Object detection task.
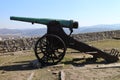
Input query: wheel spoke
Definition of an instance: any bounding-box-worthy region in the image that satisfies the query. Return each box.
[34,34,66,65]
[53,53,58,59]
[50,54,55,63]
[42,56,47,62]
[37,51,42,54]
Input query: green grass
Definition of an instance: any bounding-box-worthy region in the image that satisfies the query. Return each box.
[87,39,120,51]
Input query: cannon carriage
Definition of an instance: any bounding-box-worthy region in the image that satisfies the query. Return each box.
[10,16,120,66]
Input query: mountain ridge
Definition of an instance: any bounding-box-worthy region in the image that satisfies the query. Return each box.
[0,24,120,37]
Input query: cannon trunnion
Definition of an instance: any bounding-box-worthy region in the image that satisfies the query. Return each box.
[10,16,120,66]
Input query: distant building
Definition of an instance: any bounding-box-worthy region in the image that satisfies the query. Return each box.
[0,37,2,41]
[8,37,14,40]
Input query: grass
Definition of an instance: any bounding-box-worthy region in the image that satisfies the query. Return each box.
[87,39,120,51]
[0,51,36,64]
[0,39,120,80]
[61,39,120,64]
[0,39,119,65]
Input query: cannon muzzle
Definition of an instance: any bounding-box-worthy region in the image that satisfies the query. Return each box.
[10,16,78,29]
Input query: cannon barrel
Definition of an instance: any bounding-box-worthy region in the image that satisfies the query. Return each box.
[10,16,78,28]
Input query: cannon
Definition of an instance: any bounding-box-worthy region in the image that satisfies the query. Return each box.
[10,16,120,65]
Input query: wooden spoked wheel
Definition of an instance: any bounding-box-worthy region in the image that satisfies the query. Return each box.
[34,34,66,65]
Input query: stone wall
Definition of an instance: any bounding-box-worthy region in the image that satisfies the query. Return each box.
[0,37,39,53]
[72,30,120,42]
[0,30,120,53]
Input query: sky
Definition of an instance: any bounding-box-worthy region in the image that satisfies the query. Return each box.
[0,0,120,29]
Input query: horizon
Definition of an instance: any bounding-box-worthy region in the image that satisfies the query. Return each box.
[0,23,120,30]
[1,0,120,29]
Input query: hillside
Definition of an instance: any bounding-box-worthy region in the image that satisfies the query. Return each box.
[0,24,120,37]
[73,24,120,34]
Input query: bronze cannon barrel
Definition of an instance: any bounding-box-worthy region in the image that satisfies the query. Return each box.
[10,16,78,28]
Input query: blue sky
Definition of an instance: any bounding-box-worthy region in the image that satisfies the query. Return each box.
[1,0,120,29]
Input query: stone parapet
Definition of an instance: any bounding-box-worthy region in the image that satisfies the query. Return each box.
[0,30,120,53]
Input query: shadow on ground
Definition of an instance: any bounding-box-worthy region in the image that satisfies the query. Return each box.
[61,58,107,67]
[0,58,118,71]
[0,60,38,71]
